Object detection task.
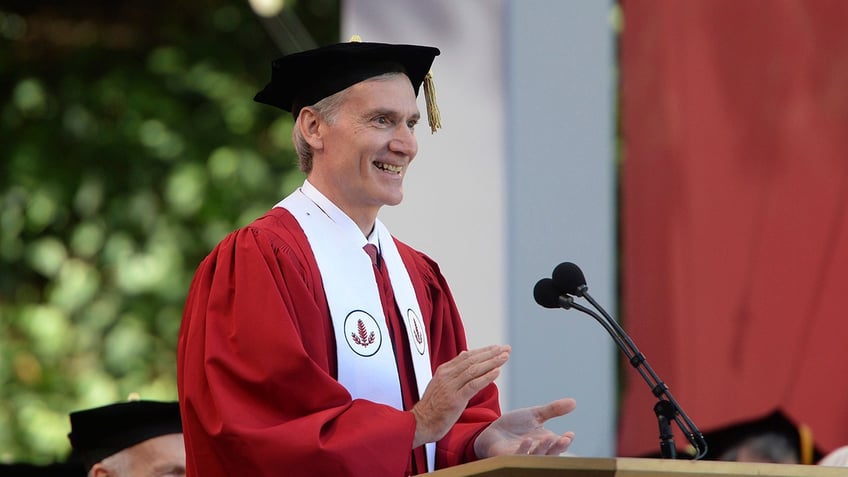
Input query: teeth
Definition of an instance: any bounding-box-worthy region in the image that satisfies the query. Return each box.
[375,161,402,174]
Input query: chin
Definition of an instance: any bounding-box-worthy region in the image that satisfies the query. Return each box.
[382,192,404,207]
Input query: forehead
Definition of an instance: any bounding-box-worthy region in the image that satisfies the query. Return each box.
[131,433,185,462]
[343,74,419,113]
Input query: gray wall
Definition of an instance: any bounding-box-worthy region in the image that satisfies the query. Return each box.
[504,0,617,458]
[344,0,617,458]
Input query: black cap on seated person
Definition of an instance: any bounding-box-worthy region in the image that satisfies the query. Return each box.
[68,400,182,471]
[254,39,442,131]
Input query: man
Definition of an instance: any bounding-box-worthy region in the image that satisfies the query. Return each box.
[67,400,185,477]
[177,40,576,476]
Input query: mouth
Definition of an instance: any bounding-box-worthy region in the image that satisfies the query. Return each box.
[374,161,403,175]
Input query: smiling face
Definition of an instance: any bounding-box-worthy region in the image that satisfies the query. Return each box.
[304,73,420,233]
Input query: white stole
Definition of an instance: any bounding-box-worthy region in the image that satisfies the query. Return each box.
[277,183,435,471]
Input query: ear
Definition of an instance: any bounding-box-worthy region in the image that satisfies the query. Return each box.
[297,107,324,152]
[89,462,113,477]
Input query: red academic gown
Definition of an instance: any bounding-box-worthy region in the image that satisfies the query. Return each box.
[177,207,501,476]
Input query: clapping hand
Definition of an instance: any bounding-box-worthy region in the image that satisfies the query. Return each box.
[474,398,576,458]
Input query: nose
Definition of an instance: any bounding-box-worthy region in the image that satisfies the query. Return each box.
[388,125,417,158]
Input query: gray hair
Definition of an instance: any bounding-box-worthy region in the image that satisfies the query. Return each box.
[292,72,406,173]
[719,432,800,464]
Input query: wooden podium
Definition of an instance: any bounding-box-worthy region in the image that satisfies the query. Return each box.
[426,456,846,477]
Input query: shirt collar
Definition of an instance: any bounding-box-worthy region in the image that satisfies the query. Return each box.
[300,180,378,249]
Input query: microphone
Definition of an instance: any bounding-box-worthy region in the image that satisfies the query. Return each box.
[534,277,631,355]
[533,278,573,309]
[535,262,708,460]
[551,262,587,296]
[552,262,642,369]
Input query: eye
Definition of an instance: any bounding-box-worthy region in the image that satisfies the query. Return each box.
[373,115,391,126]
[407,119,418,130]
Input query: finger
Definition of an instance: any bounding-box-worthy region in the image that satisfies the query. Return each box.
[437,346,509,386]
[460,350,508,384]
[528,436,557,455]
[453,366,501,402]
[534,398,577,423]
[463,345,511,362]
[450,345,510,371]
[469,344,511,355]
[514,438,533,455]
[544,432,575,455]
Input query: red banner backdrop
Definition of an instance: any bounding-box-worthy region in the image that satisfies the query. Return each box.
[619,0,848,458]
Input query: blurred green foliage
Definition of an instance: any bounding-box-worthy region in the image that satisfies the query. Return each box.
[0,0,338,464]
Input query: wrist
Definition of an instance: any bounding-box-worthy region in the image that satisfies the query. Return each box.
[411,406,430,449]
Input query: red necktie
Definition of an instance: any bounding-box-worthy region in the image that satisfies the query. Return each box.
[363,243,379,267]
[364,241,426,473]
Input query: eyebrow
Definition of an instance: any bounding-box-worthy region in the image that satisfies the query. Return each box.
[365,107,420,121]
[153,465,186,476]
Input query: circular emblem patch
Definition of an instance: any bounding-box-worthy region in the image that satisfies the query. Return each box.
[406,309,426,355]
[344,310,382,357]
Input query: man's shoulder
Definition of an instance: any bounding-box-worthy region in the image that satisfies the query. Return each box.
[392,236,425,260]
[392,238,443,278]
[202,207,308,259]
[246,205,296,225]
[247,207,300,230]
[243,206,311,253]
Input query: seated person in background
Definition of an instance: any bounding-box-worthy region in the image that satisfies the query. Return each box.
[67,399,185,477]
[718,431,800,464]
[706,411,817,465]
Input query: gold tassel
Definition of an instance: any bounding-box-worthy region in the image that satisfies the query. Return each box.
[349,34,362,42]
[799,423,814,465]
[423,69,441,133]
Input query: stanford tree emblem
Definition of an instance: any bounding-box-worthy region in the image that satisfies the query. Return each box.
[344,310,381,357]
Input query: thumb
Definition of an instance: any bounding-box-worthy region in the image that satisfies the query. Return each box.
[535,398,577,423]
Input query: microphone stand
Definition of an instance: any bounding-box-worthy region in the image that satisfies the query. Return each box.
[654,400,677,459]
[559,296,634,373]
[570,285,708,460]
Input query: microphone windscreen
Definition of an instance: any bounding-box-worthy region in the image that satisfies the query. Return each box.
[552,262,587,295]
[533,278,563,309]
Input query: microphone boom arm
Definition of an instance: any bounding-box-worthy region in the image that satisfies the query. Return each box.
[574,285,708,460]
[561,296,635,369]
